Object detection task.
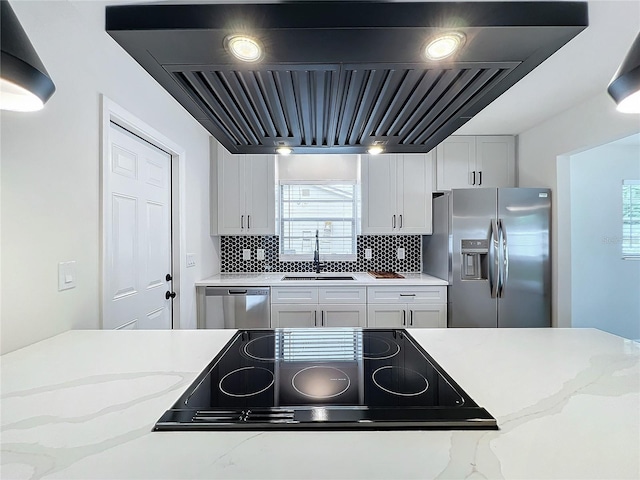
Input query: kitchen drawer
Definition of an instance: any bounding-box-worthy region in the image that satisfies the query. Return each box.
[318,287,366,304]
[367,286,446,304]
[271,287,318,304]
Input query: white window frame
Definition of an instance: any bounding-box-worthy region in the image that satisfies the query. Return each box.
[622,179,640,260]
[277,180,359,262]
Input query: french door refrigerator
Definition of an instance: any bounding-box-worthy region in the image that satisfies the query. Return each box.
[422,188,551,328]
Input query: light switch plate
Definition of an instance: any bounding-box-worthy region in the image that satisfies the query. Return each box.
[365,248,372,259]
[58,261,76,291]
[243,249,251,260]
[256,248,265,260]
[186,253,196,267]
[397,248,405,260]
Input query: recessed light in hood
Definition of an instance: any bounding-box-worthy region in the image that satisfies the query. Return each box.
[106,2,588,155]
[225,34,264,63]
[424,32,466,61]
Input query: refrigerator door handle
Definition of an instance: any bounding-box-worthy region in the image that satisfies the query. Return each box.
[489,219,500,298]
[498,219,509,297]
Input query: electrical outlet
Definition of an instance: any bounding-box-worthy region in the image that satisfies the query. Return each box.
[397,247,405,260]
[365,248,372,260]
[256,248,265,260]
[243,249,251,260]
[186,253,196,267]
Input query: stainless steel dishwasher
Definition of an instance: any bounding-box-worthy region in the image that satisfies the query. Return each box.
[197,287,270,329]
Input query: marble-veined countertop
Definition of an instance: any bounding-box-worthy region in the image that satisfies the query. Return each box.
[1,328,638,479]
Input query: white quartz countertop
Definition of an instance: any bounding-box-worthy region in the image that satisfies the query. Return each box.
[196,272,448,287]
[1,328,639,479]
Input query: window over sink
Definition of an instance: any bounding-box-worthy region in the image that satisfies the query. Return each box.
[277,181,359,261]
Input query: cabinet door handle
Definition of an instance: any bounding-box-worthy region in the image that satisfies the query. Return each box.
[321,310,324,327]
[241,215,244,229]
[402,310,406,326]
[399,214,403,229]
[392,215,396,229]
[478,171,482,186]
[314,311,317,327]
[247,215,250,229]
[410,310,413,326]
[472,171,476,185]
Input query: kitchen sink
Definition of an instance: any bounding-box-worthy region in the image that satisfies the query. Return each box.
[281,275,356,281]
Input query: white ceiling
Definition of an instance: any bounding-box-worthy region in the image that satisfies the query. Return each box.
[457,0,640,135]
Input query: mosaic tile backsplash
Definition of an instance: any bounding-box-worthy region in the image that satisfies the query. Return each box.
[220,235,421,273]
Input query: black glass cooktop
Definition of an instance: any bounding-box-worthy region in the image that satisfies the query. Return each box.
[154,329,497,430]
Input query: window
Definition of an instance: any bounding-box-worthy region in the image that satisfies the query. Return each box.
[278,182,358,261]
[622,180,640,259]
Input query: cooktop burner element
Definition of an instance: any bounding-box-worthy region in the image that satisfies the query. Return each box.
[243,335,276,361]
[219,367,274,398]
[362,336,400,360]
[292,366,351,399]
[372,366,429,397]
[155,329,497,431]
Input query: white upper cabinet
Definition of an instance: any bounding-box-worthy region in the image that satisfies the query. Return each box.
[361,152,433,235]
[217,144,275,235]
[436,136,515,191]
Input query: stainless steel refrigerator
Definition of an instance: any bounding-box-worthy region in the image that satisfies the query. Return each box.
[422,188,551,328]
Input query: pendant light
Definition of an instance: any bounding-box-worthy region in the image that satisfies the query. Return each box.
[607,32,640,114]
[0,0,56,112]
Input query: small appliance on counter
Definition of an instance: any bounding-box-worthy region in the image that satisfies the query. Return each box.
[423,188,551,328]
[154,328,497,430]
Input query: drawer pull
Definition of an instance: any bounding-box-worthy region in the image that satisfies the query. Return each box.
[399,294,416,297]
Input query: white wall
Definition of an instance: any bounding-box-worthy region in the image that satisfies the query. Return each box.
[518,92,640,328]
[569,143,640,339]
[0,1,219,354]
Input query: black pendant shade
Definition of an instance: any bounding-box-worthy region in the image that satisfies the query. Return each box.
[608,32,640,113]
[0,0,55,112]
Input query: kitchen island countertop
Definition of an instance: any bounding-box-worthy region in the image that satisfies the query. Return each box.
[196,272,448,287]
[1,328,638,479]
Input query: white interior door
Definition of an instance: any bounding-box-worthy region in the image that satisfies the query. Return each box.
[104,122,172,330]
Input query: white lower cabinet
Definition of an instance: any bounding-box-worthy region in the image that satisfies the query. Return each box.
[271,286,366,328]
[366,286,447,328]
[367,304,446,328]
[270,304,317,328]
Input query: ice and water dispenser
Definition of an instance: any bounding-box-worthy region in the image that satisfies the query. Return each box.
[460,239,488,280]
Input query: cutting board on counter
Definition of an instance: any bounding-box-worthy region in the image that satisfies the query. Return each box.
[368,271,405,279]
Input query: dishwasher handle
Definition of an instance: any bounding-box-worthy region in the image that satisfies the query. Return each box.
[205,287,270,296]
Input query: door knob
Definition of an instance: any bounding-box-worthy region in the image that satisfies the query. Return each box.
[165,291,176,300]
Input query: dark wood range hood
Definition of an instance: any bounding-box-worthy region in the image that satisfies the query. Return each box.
[106,2,588,155]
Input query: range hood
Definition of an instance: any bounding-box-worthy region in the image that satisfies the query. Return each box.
[106,2,587,155]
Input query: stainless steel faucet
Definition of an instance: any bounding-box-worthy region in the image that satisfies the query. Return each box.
[313,229,325,274]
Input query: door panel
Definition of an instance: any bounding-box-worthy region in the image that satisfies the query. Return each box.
[322,305,366,327]
[271,305,317,328]
[497,188,551,327]
[146,201,167,289]
[476,136,515,188]
[450,188,497,327]
[398,154,432,234]
[366,305,405,328]
[436,136,475,190]
[111,194,138,299]
[105,123,172,330]
[217,151,244,233]
[362,154,396,233]
[409,305,447,328]
[245,154,275,234]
